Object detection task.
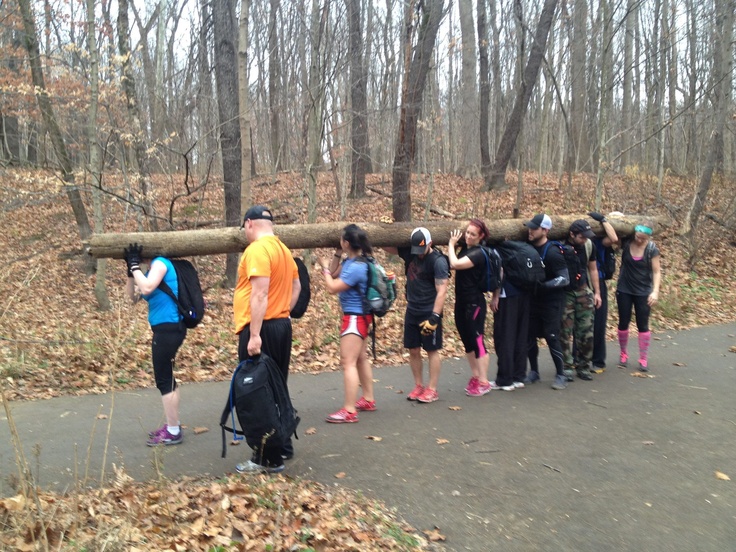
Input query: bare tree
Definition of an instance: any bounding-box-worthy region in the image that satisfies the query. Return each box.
[239,0,253,209]
[391,0,446,222]
[483,0,559,191]
[347,0,372,198]
[477,0,491,186]
[213,0,242,286]
[18,0,94,274]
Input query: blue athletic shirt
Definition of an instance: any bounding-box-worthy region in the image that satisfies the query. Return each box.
[338,257,369,315]
[142,257,182,326]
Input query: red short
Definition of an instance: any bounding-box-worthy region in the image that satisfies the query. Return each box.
[340,314,373,339]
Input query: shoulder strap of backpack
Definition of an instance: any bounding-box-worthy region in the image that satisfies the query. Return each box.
[541,241,552,261]
[156,266,186,317]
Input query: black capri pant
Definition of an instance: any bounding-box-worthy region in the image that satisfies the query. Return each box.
[151,322,186,395]
[454,301,488,357]
[616,291,651,333]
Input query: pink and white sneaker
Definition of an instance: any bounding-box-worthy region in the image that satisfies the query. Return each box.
[465,377,479,396]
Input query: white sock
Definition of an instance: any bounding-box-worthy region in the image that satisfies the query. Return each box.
[167,425,180,436]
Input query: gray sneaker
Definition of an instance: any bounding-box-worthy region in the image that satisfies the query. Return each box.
[563,368,575,382]
[235,460,285,474]
[577,368,593,381]
[551,374,568,390]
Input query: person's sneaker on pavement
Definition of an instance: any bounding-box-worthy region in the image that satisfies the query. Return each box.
[591,365,605,374]
[326,408,359,423]
[355,397,376,411]
[512,381,525,389]
[563,368,575,382]
[577,368,593,381]
[468,381,492,396]
[551,374,568,390]
[465,377,479,395]
[148,424,166,437]
[407,384,425,401]
[146,426,183,446]
[235,459,285,474]
[619,352,628,367]
[638,359,649,372]
[489,381,514,391]
[524,371,541,384]
[416,388,439,403]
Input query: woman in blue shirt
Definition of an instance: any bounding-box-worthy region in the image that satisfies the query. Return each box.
[319,224,376,423]
[124,244,186,446]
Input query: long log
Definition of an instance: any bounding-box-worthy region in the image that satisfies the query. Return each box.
[87,214,666,259]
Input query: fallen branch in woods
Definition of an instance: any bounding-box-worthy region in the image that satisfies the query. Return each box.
[87,214,667,259]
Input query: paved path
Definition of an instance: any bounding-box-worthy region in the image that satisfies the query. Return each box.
[2,324,736,551]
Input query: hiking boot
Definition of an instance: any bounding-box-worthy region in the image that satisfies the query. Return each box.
[407,384,425,401]
[619,352,628,367]
[563,368,575,382]
[146,427,183,446]
[638,360,649,372]
[577,368,593,381]
[524,371,541,384]
[551,374,568,390]
[591,364,606,374]
[326,408,359,423]
[355,397,377,411]
[416,388,439,403]
[235,460,285,474]
[513,381,525,389]
[489,381,514,392]
[468,381,492,396]
[465,377,479,395]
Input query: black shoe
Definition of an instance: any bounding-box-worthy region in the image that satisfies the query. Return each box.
[281,453,294,460]
[577,368,593,381]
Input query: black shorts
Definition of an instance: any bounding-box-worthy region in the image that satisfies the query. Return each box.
[403,310,443,351]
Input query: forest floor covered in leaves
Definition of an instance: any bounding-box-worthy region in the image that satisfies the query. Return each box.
[1,167,735,550]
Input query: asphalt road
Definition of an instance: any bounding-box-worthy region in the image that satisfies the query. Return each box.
[2,324,735,551]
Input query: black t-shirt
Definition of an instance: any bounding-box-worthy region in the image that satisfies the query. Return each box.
[618,239,660,296]
[534,240,567,297]
[454,245,486,304]
[398,247,450,314]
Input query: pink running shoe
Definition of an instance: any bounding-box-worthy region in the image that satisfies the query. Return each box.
[326,408,358,423]
[465,377,479,396]
[619,352,628,367]
[416,388,439,403]
[355,397,376,411]
[407,384,425,401]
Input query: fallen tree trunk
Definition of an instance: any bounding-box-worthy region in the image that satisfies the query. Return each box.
[87,214,666,259]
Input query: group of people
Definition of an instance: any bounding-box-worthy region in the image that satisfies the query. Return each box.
[124,205,661,475]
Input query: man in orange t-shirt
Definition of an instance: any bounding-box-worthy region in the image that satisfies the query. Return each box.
[233,205,300,473]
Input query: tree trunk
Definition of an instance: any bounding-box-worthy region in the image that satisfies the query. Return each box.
[391,0,445,222]
[88,215,664,259]
[569,0,589,172]
[18,0,94,274]
[457,0,478,174]
[477,0,491,186]
[347,0,371,199]
[620,0,635,170]
[117,0,159,231]
[86,0,110,310]
[268,0,283,172]
[238,0,252,208]
[484,0,559,190]
[594,0,611,210]
[213,0,243,286]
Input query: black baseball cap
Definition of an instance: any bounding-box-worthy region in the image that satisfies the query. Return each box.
[570,219,595,239]
[524,214,552,230]
[243,205,274,223]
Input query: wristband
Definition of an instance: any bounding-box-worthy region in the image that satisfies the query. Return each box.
[432,312,441,317]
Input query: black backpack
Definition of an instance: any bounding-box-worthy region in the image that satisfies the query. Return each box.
[478,245,502,293]
[495,241,545,290]
[601,246,616,280]
[290,257,311,319]
[542,241,589,291]
[158,259,205,328]
[219,354,300,458]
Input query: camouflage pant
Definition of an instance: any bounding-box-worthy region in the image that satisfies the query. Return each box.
[560,288,595,371]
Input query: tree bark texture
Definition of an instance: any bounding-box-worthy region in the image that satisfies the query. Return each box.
[347,0,371,198]
[485,0,558,190]
[391,0,445,222]
[88,214,663,259]
[477,0,491,185]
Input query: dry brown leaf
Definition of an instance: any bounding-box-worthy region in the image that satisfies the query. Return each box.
[728,345,736,353]
[631,372,655,378]
[365,435,383,441]
[642,441,655,445]
[230,440,241,446]
[96,414,108,419]
[423,527,447,542]
[334,472,346,479]
[694,410,701,415]
[673,362,686,366]
[305,427,317,435]
[448,406,462,411]
[436,438,450,445]
[193,427,208,434]
[715,471,731,481]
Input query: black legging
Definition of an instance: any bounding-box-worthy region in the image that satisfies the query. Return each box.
[616,291,650,332]
[151,322,186,395]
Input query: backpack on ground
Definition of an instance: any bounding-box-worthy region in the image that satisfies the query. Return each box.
[478,245,503,293]
[495,241,546,291]
[290,257,311,319]
[219,353,300,458]
[157,259,205,328]
[355,256,396,318]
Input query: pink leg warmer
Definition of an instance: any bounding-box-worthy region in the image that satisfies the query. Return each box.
[638,331,651,367]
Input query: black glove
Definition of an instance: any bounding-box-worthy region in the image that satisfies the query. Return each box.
[588,212,606,223]
[419,313,441,336]
[124,243,143,276]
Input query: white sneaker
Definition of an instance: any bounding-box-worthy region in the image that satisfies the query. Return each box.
[513,381,525,389]
[489,381,514,391]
